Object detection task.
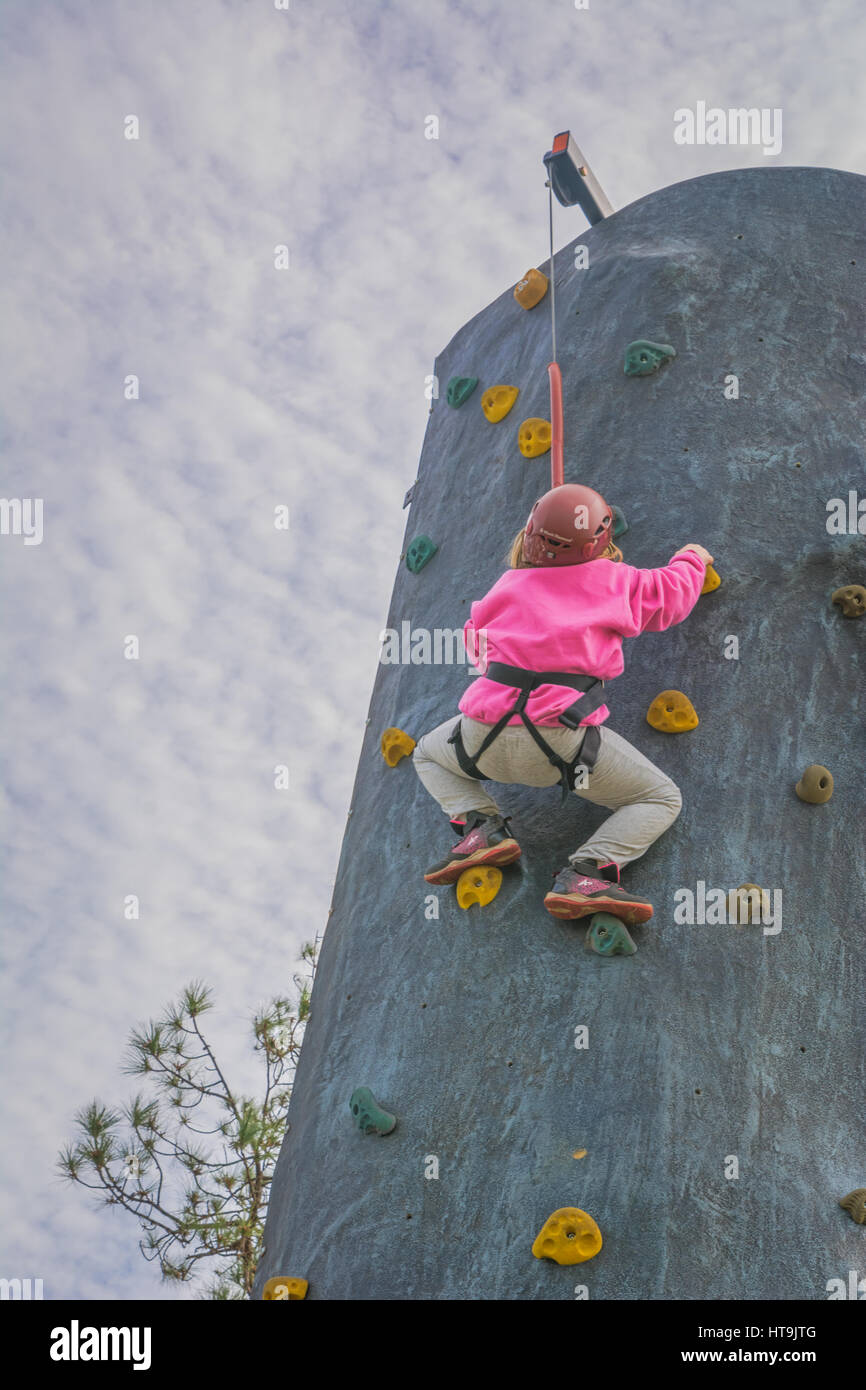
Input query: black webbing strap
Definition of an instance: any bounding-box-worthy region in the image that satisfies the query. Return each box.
[448,663,607,802]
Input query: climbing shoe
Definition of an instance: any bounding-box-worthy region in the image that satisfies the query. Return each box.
[543,859,654,926]
[423,811,521,886]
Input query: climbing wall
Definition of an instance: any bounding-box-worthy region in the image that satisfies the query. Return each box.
[257,167,866,1300]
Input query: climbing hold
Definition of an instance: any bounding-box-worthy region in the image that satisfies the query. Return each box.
[839,1189,866,1225]
[795,764,833,803]
[831,584,866,618]
[646,690,699,733]
[380,727,416,767]
[513,268,548,310]
[518,419,552,458]
[532,1207,602,1265]
[611,504,629,539]
[624,339,677,376]
[446,376,478,408]
[406,535,438,573]
[585,912,637,956]
[349,1086,397,1136]
[572,1149,587,1160]
[728,884,769,925]
[456,865,503,909]
[262,1276,308,1300]
[481,384,519,423]
[701,564,721,594]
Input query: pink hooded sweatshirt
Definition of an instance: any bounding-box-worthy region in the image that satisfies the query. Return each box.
[459,551,707,727]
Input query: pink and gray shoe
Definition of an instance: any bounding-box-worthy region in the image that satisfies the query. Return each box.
[544,859,654,926]
[424,811,521,886]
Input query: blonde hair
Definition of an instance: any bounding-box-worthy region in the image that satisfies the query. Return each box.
[508,528,622,568]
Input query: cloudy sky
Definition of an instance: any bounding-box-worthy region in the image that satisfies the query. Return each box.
[1,0,862,1300]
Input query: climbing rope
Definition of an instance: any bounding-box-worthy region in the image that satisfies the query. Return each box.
[546,174,564,488]
[548,175,557,365]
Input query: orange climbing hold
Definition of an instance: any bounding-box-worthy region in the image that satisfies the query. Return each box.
[482,385,519,423]
[532,1207,602,1265]
[518,419,552,458]
[456,865,503,909]
[701,565,721,594]
[380,727,416,766]
[513,268,548,309]
[262,1276,308,1300]
[646,690,699,733]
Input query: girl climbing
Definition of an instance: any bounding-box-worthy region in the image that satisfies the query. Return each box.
[412,483,713,925]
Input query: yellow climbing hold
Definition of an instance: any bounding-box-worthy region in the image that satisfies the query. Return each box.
[482,384,519,423]
[513,268,548,309]
[572,1149,587,1160]
[518,418,552,458]
[380,727,416,767]
[646,690,699,733]
[262,1276,308,1300]
[532,1207,602,1265]
[456,865,502,909]
[701,564,721,594]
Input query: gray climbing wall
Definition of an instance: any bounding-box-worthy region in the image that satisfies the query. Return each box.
[258,167,866,1300]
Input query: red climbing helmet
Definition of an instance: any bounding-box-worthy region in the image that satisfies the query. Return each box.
[522,484,613,567]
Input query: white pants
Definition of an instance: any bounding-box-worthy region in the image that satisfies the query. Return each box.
[412,714,682,869]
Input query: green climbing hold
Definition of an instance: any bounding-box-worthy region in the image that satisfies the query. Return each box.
[611,504,629,539]
[446,376,478,408]
[349,1086,397,1136]
[624,340,677,376]
[406,535,438,573]
[586,912,637,956]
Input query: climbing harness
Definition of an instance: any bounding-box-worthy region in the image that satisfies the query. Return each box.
[448,663,606,803]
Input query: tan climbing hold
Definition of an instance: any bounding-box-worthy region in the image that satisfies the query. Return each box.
[481,384,519,423]
[646,690,699,733]
[795,764,833,803]
[532,1207,602,1265]
[831,584,866,618]
[262,1276,308,1300]
[728,884,769,924]
[701,565,721,594]
[839,1189,866,1225]
[518,418,552,457]
[513,268,548,309]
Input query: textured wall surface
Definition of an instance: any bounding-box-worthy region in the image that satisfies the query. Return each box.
[257,167,865,1300]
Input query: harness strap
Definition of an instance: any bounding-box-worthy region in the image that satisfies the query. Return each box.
[448,664,607,802]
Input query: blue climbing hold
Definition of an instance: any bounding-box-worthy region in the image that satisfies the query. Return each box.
[611,504,629,539]
[624,340,676,377]
[406,535,438,573]
[586,912,637,956]
[446,376,478,408]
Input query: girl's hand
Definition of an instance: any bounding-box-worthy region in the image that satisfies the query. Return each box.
[674,543,714,566]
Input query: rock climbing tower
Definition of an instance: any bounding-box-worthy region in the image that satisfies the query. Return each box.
[258,165,866,1300]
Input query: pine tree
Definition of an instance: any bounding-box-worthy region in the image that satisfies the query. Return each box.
[58,939,318,1299]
